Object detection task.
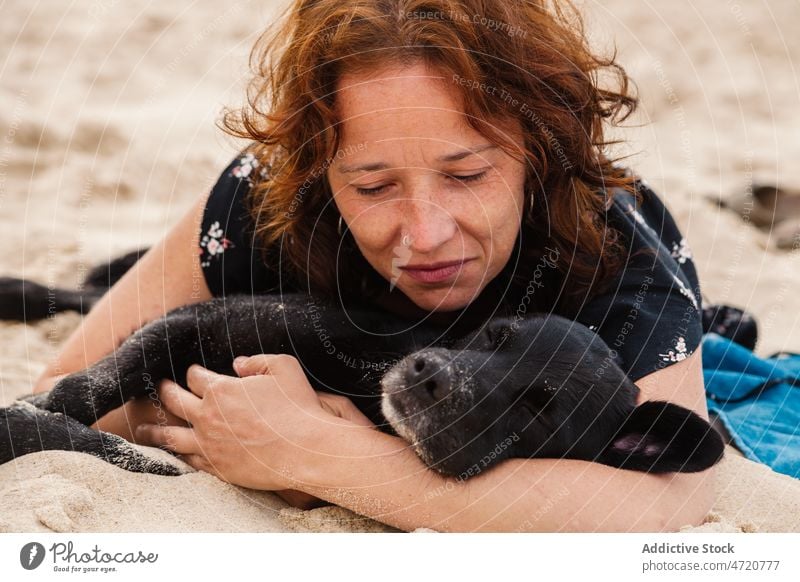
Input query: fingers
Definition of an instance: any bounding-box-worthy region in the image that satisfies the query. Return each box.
[185,363,230,398]
[158,379,202,422]
[231,354,377,429]
[232,354,302,378]
[135,423,199,454]
[317,393,377,428]
[235,355,330,415]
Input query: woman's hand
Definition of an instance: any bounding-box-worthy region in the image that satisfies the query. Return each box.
[134,354,376,494]
[90,395,190,444]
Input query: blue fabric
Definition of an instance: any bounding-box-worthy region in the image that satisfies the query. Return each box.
[702,332,800,478]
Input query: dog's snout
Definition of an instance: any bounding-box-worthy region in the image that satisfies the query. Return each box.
[405,356,453,402]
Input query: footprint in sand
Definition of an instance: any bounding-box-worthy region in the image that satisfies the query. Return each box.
[0,473,94,533]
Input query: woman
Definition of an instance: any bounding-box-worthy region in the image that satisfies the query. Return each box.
[33,0,715,531]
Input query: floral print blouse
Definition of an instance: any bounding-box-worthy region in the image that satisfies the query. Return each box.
[199,150,704,383]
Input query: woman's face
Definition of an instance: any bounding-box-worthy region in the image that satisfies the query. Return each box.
[327,61,527,312]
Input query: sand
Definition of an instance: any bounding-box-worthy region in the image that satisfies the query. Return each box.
[1,0,799,532]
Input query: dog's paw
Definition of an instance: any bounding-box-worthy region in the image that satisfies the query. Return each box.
[43,370,117,426]
[0,402,184,476]
[98,432,186,476]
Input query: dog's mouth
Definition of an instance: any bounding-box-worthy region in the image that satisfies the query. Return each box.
[380,350,476,472]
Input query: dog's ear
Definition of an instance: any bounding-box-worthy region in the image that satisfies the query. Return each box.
[597,401,724,473]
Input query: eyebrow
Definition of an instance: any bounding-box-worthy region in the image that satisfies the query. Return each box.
[336,143,499,174]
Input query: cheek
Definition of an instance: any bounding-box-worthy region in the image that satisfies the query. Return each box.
[345,203,399,256]
[480,166,526,218]
[488,189,524,226]
[475,183,524,246]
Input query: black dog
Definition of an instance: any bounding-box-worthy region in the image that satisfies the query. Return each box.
[0,251,724,479]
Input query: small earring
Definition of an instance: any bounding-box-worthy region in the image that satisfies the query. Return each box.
[402,233,412,247]
[526,192,536,220]
[337,215,344,236]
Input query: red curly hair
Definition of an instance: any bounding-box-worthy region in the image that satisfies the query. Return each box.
[220,0,639,316]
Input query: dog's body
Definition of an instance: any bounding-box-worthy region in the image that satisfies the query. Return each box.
[0,251,724,478]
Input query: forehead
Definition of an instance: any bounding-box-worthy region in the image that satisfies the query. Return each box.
[333,61,480,147]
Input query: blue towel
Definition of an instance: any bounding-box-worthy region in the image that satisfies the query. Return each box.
[702,332,800,478]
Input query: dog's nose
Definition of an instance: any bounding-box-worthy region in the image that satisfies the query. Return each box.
[405,356,453,402]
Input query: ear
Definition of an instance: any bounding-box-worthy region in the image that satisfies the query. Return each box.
[598,401,724,473]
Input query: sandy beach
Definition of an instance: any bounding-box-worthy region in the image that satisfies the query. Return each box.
[1,0,799,532]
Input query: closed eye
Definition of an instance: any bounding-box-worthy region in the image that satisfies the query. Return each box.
[354,171,489,196]
[448,171,487,185]
[355,184,390,196]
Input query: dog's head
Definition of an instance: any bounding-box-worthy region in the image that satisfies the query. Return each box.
[381,314,723,478]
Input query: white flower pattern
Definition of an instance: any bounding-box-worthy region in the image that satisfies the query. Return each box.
[230,152,269,184]
[670,237,694,264]
[601,184,702,375]
[672,272,700,311]
[659,336,691,363]
[199,220,234,268]
[198,151,271,271]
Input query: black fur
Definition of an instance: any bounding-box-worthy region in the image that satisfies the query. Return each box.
[0,249,142,321]
[0,252,724,478]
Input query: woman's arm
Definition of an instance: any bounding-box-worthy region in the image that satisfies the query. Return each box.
[140,349,715,531]
[33,190,214,441]
[289,348,715,532]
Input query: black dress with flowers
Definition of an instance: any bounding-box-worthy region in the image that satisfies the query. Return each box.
[198,150,706,383]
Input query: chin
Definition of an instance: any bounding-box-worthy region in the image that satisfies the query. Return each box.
[406,286,476,312]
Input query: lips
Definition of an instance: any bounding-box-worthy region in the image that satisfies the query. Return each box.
[402,259,468,271]
[399,258,472,284]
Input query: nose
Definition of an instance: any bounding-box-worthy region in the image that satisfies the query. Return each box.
[402,193,457,254]
[405,355,454,402]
